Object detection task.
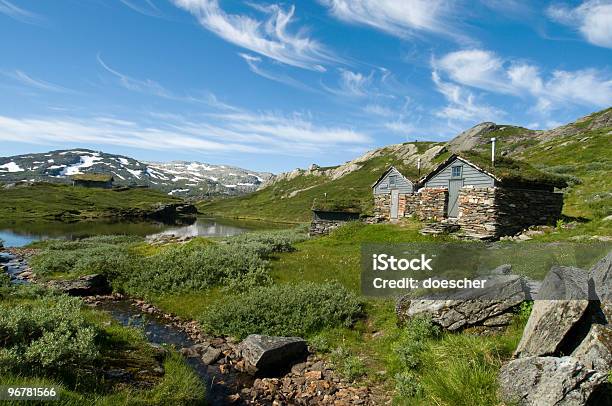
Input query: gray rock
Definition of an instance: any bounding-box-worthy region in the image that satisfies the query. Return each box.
[46,274,111,296]
[201,347,222,365]
[490,264,512,275]
[514,300,590,358]
[499,356,610,406]
[571,324,612,372]
[536,265,590,300]
[591,252,612,322]
[238,335,308,374]
[397,275,529,331]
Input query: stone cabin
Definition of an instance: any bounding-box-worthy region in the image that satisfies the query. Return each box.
[71,173,114,189]
[309,199,361,236]
[374,153,566,239]
[371,166,416,221]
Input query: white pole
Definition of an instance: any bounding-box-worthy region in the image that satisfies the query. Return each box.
[417,158,421,176]
[491,137,496,166]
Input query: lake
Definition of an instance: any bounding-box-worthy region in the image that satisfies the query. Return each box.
[0,217,287,247]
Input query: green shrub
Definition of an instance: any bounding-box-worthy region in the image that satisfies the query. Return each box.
[123,243,268,297]
[226,228,308,254]
[0,296,99,374]
[395,371,424,398]
[331,347,366,381]
[200,282,362,338]
[394,316,440,371]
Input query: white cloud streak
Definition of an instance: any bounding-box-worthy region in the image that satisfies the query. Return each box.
[3,70,72,93]
[119,0,163,18]
[433,48,612,112]
[170,0,336,71]
[547,0,612,48]
[238,53,316,91]
[431,71,504,122]
[0,0,42,24]
[319,0,464,41]
[0,109,370,157]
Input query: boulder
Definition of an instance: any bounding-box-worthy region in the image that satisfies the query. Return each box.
[201,347,222,365]
[46,274,111,296]
[396,275,530,331]
[514,299,591,358]
[499,356,611,406]
[571,324,612,372]
[536,265,591,300]
[591,252,612,323]
[238,335,308,374]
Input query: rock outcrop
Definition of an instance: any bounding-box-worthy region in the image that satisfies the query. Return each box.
[571,324,612,372]
[499,356,610,406]
[46,274,111,296]
[396,275,531,331]
[238,335,308,374]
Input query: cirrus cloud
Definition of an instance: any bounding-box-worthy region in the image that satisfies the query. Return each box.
[170,0,337,71]
[547,0,612,49]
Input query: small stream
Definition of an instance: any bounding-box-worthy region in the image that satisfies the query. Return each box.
[1,251,254,405]
[96,300,254,405]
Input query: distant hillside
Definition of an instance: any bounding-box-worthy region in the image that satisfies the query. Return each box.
[0,149,272,198]
[199,108,612,223]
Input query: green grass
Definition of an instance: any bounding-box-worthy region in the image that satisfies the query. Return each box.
[0,183,181,221]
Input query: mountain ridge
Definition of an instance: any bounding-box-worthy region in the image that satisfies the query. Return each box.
[0,148,272,198]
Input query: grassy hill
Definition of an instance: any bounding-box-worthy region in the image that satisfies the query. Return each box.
[199,108,612,227]
[0,183,182,221]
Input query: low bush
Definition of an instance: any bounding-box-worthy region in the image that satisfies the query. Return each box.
[226,228,308,254]
[0,295,99,374]
[393,316,440,372]
[200,282,362,339]
[330,347,366,381]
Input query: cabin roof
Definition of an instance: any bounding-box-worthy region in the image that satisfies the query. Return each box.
[311,198,362,213]
[70,173,114,182]
[420,152,567,189]
[371,166,414,188]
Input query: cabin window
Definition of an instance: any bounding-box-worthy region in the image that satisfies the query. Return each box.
[389,175,397,187]
[451,166,462,178]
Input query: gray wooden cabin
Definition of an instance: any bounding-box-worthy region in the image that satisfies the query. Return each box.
[420,156,494,218]
[372,166,414,219]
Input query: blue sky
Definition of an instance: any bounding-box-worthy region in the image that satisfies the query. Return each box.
[0,0,610,172]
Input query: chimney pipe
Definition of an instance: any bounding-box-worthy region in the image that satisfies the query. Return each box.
[490,137,496,166]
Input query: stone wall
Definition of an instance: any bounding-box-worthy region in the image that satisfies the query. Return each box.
[457,187,497,238]
[457,186,564,239]
[494,187,563,236]
[415,188,448,221]
[374,194,391,221]
[309,219,349,236]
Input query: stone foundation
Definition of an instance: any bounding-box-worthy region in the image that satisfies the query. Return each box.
[414,188,448,221]
[458,186,563,239]
[374,194,391,221]
[309,219,347,236]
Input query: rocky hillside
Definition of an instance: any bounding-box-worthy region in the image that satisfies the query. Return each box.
[0,149,272,198]
[200,108,612,223]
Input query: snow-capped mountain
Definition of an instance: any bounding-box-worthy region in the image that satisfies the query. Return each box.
[0,149,272,197]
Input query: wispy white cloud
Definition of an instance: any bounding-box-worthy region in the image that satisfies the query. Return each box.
[119,0,163,18]
[238,53,316,91]
[97,54,233,107]
[0,108,370,157]
[547,0,612,48]
[2,70,72,93]
[431,71,504,122]
[319,0,466,42]
[433,48,612,112]
[0,0,42,24]
[170,0,337,71]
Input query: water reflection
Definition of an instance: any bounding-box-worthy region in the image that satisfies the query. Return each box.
[0,217,284,247]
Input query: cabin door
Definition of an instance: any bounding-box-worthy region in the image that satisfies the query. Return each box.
[447,179,463,218]
[390,189,400,220]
